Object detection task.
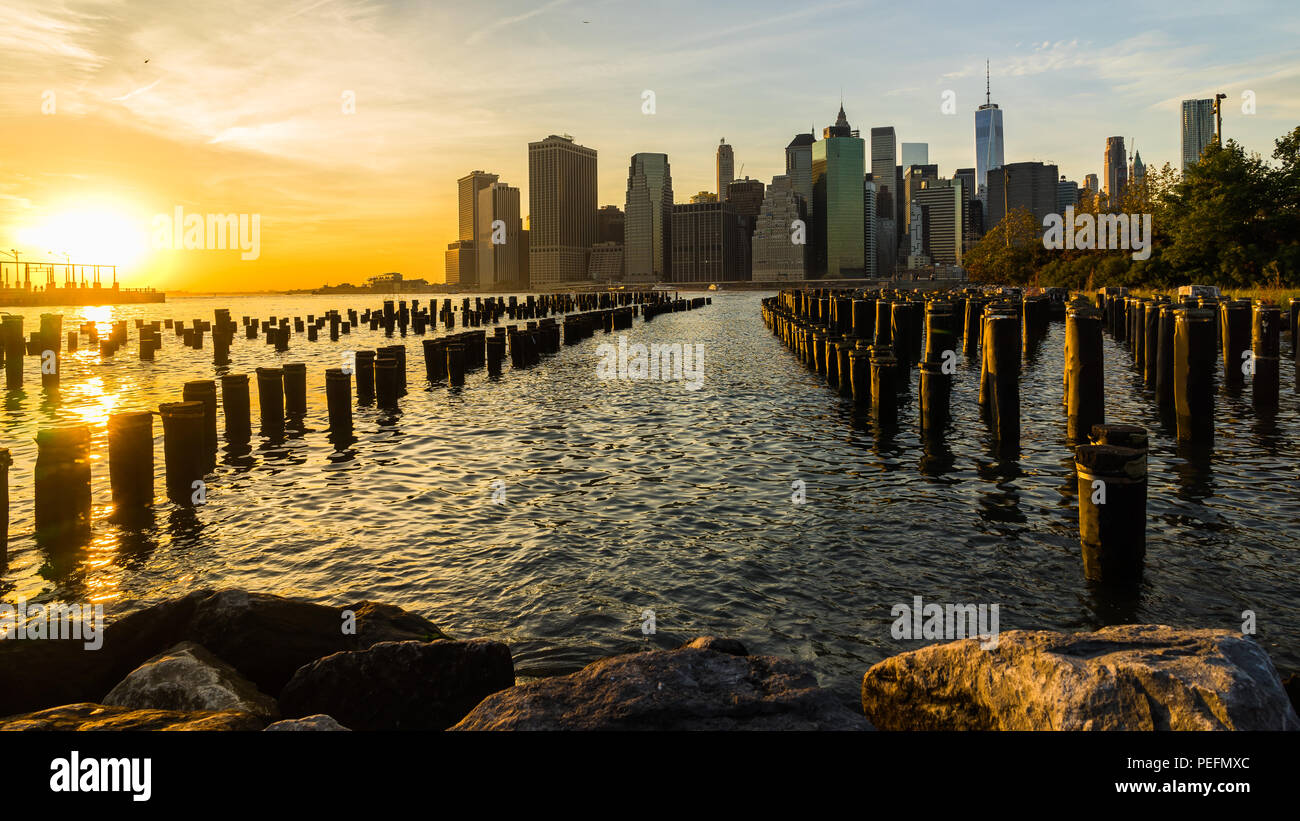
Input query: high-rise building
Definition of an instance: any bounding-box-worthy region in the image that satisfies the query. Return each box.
[671,201,746,282]
[476,181,521,290]
[912,178,964,265]
[454,170,498,282]
[717,139,735,202]
[903,164,939,239]
[1130,150,1145,186]
[901,143,929,168]
[1181,98,1215,170]
[1104,136,1127,208]
[863,177,877,279]
[953,167,977,251]
[726,178,765,218]
[528,134,597,286]
[1083,174,1099,195]
[986,161,1059,233]
[870,127,897,275]
[974,62,1004,202]
[1056,176,1080,214]
[752,174,807,281]
[813,105,866,277]
[785,132,816,212]
[445,240,475,287]
[597,205,625,245]
[624,153,673,281]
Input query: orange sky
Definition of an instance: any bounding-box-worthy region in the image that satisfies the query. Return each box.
[3,0,1295,292]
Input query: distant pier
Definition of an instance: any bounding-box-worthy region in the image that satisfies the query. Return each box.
[0,260,165,307]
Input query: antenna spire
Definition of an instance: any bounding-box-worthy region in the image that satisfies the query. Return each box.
[985,60,990,106]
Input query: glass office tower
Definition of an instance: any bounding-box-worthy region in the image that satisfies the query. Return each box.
[812,106,866,277]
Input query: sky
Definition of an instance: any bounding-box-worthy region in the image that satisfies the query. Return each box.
[1,0,1297,291]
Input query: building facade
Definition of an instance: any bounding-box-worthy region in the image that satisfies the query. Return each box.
[785,132,816,212]
[476,182,521,290]
[1181,98,1215,170]
[1103,136,1127,208]
[527,134,597,286]
[752,174,807,281]
[912,178,964,265]
[870,126,897,277]
[624,152,673,281]
[671,201,746,282]
[986,161,1059,233]
[813,106,866,277]
[716,139,735,202]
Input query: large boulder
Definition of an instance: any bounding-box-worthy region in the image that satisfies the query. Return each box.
[861,625,1300,731]
[103,641,280,720]
[278,639,514,730]
[264,715,350,731]
[185,592,448,697]
[0,590,447,717]
[0,703,265,731]
[451,638,871,730]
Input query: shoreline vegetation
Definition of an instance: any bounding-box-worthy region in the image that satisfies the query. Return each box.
[964,126,1300,295]
[1,589,1296,731]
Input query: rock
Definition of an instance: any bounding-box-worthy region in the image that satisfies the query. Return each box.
[264,714,350,731]
[452,640,871,730]
[186,592,449,697]
[0,590,208,718]
[681,636,748,656]
[861,625,1300,731]
[103,641,280,720]
[279,639,514,730]
[0,702,265,731]
[0,589,447,717]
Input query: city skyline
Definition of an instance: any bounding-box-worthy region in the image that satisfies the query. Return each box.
[1,0,1296,290]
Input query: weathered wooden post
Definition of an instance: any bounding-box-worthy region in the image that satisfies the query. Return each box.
[1252,302,1281,411]
[870,349,899,426]
[1075,424,1148,583]
[108,411,154,510]
[182,380,219,469]
[355,350,376,404]
[325,367,352,439]
[220,374,252,442]
[256,367,285,438]
[1155,304,1177,409]
[1220,299,1251,389]
[986,311,1020,449]
[282,362,308,420]
[375,352,399,409]
[34,426,92,539]
[3,316,23,389]
[1065,307,1104,443]
[1174,308,1215,444]
[158,402,206,503]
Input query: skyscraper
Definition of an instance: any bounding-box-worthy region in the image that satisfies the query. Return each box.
[987,161,1058,233]
[476,181,521,290]
[869,126,897,276]
[1056,176,1080,214]
[953,167,977,252]
[912,179,964,265]
[812,105,866,277]
[455,170,498,282]
[903,163,939,239]
[1130,149,1145,186]
[528,134,597,286]
[974,62,1004,202]
[1083,174,1099,195]
[785,132,816,211]
[901,143,929,168]
[752,174,807,281]
[863,177,877,279]
[624,153,673,281]
[1181,98,1215,170]
[717,139,735,202]
[671,201,746,282]
[1104,136,1127,208]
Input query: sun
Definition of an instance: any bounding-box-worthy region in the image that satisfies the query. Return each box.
[17,203,150,270]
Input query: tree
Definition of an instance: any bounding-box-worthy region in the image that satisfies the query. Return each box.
[964,207,1044,285]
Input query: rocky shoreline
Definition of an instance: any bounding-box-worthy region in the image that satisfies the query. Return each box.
[1,589,1296,731]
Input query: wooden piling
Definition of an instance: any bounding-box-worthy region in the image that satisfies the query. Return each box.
[158,402,206,504]
[108,411,154,510]
[220,373,252,442]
